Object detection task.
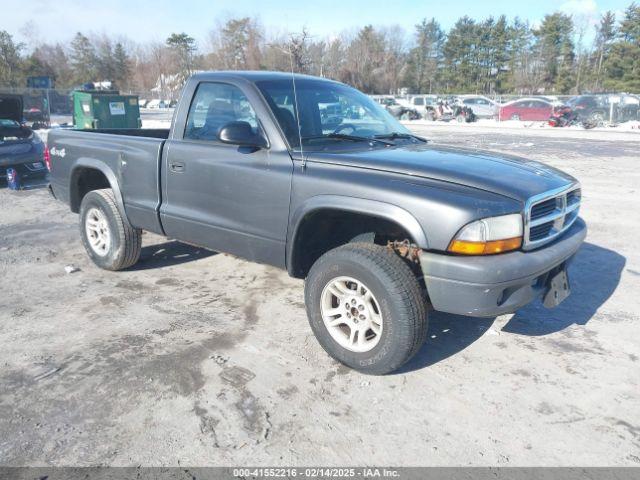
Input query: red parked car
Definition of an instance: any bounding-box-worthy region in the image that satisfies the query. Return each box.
[498,98,555,121]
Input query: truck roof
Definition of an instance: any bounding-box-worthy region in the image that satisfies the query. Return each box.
[190,70,343,85]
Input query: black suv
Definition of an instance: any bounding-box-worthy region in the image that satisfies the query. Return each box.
[567,94,640,124]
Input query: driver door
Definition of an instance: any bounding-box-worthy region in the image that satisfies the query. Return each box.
[160,81,293,267]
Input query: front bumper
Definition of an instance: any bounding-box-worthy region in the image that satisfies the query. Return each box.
[419,217,587,317]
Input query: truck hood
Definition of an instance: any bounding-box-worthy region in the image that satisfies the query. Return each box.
[306,143,577,203]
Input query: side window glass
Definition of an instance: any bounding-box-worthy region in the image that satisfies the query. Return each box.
[185,82,258,141]
[414,97,424,106]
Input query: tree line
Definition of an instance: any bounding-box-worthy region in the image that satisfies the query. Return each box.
[1,2,639,95]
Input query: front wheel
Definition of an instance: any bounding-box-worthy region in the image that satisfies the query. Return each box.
[79,188,142,271]
[304,243,428,375]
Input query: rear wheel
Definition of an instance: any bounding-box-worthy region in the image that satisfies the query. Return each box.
[305,243,428,375]
[79,188,141,271]
[510,113,521,121]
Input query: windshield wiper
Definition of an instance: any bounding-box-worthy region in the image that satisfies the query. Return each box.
[374,132,428,142]
[302,133,395,146]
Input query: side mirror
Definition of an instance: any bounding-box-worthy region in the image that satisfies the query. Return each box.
[219,121,268,149]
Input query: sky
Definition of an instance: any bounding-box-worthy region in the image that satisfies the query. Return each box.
[0,0,633,48]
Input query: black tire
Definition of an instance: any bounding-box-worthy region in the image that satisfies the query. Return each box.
[79,188,141,271]
[304,243,428,375]
[510,113,520,121]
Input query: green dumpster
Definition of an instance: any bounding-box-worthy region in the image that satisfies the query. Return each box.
[73,91,141,129]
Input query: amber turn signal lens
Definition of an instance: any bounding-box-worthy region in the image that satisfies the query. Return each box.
[448,237,522,255]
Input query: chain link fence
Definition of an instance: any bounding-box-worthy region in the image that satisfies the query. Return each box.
[2,87,639,127]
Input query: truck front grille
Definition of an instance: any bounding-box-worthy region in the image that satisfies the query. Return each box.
[524,184,581,250]
[530,198,558,221]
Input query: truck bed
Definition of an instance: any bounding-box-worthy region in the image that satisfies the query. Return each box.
[48,128,167,234]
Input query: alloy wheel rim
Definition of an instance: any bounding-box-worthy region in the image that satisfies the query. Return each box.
[85,207,111,256]
[320,276,383,353]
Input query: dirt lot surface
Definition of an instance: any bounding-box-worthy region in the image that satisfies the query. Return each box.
[1,124,639,466]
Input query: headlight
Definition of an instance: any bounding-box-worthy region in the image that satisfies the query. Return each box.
[448,213,523,255]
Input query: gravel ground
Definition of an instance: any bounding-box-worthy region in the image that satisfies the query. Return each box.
[0,124,639,466]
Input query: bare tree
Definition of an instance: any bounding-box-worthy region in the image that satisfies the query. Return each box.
[288,28,312,73]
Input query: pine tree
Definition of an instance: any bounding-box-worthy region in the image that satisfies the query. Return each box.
[407,18,444,93]
[166,33,197,79]
[533,13,575,93]
[603,2,640,92]
[96,38,116,82]
[442,16,481,92]
[507,18,534,93]
[593,12,617,91]
[488,16,510,93]
[69,32,98,84]
[0,30,24,87]
[113,42,131,89]
[619,2,640,42]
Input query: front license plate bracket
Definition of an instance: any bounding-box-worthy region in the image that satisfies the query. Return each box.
[543,267,571,308]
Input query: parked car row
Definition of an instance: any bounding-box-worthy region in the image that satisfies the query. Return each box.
[140,99,178,109]
[498,94,640,123]
[375,93,640,124]
[372,97,422,120]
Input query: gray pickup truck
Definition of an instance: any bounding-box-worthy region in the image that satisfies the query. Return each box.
[48,71,586,374]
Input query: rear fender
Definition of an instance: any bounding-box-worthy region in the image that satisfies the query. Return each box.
[69,158,126,217]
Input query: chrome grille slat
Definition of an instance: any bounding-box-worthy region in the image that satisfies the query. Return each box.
[530,210,565,227]
[565,201,580,213]
[523,184,581,250]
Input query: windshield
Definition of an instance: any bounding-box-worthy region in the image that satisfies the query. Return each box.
[256,79,411,150]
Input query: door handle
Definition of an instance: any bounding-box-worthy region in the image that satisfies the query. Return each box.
[169,161,185,173]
